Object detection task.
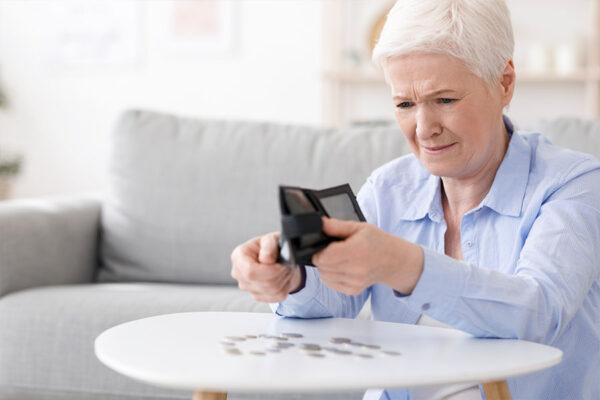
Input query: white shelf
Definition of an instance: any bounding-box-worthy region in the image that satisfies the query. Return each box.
[324,69,600,85]
[516,71,594,83]
[322,0,600,127]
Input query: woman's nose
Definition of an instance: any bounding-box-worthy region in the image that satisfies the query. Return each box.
[415,107,442,140]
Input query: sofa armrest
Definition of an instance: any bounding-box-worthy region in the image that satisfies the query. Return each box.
[0,194,102,298]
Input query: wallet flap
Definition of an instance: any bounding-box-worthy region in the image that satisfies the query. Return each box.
[281,213,323,239]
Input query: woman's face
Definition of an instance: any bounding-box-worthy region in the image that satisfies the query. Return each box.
[384,52,514,180]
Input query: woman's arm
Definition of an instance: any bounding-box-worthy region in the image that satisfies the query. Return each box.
[311,167,600,343]
[405,168,600,343]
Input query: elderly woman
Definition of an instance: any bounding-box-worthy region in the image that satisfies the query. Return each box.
[231,0,600,399]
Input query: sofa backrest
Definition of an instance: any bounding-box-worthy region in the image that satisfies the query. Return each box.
[526,117,600,158]
[98,111,600,285]
[98,110,409,284]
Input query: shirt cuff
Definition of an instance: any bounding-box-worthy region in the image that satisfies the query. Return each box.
[403,246,469,320]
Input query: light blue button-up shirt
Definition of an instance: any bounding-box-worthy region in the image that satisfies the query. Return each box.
[273,121,600,399]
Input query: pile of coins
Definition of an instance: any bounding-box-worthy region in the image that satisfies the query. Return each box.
[219,333,402,359]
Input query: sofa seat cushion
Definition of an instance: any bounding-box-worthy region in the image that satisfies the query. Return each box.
[0,283,269,400]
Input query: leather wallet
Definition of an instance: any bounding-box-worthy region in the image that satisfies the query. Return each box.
[277,184,365,267]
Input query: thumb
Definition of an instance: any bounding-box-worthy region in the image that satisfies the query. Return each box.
[321,217,361,239]
[258,232,279,264]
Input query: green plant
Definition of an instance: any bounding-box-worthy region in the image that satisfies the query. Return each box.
[0,153,21,177]
[0,83,6,108]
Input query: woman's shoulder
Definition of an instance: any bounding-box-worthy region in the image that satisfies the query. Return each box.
[519,132,600,184]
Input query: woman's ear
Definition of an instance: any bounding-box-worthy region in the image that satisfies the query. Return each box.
[500,60,516,106]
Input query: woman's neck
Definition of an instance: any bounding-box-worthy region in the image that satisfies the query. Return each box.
[441,126,510,220]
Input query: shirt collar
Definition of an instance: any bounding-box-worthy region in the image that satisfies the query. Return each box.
[481,122,531,217]
[397,115,530,221]
[396,172,444,222]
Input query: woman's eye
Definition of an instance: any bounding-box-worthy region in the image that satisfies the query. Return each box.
[439,98,455,104]
[396,101,413,109]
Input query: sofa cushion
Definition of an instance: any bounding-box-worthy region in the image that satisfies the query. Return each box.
[0,284,270,400]
[0,284,363,400]
[99,110,408,284]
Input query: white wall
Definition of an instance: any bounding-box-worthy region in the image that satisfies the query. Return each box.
[332,0,593,129]
[0,0,323,198]
[0,0,594,199]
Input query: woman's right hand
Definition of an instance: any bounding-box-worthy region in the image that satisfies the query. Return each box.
[230,232,303,303]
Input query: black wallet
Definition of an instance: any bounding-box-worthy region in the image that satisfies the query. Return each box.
[277,184,366,267]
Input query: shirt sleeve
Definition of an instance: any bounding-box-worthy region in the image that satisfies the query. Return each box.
[270,266,370,318]
[400,165,600,344]
[269,181,377,319]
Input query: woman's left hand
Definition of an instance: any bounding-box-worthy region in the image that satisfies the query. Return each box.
[312,217,424,296]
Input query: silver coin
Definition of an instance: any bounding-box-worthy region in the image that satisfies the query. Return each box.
[381,350,402,356]
[249,351,266,356]
[282,332,303,338]
[276,342,295,348]
[305,352,325,358]
[300,343,321,351]
[224,336,246,342]
[362,344,381,350]
[264,348,281,353]
[323,347,352,355]
[356,353,373,359]
[330,337,351,344]
[347,342,364,347]
[264,335,288,341]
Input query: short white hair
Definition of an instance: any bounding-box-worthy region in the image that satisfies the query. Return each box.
[372,0,514,86]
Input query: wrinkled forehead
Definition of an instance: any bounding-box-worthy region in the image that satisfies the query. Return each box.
[384,53,486,97]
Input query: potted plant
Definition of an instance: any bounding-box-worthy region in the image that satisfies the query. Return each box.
[0,80,6,107]
[0,152,22,199]
[0,80,23,200]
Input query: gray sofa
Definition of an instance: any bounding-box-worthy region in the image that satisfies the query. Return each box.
[0,109,599,400]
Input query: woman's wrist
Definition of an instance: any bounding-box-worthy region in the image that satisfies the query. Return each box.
[288,265,306,294]
[382,236,424,295]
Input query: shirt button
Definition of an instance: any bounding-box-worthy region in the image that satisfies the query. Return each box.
[465,240,472,247]
[422,303,430,311]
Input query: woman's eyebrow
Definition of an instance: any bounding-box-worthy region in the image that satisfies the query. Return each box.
[392,89,457,101]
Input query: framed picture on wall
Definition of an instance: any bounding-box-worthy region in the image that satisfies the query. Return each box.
[45,0,142,72]
[155,0,238,57]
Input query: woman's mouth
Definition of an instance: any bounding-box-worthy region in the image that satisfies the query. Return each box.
[422,143,456,155]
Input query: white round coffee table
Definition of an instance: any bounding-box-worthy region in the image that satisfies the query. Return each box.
[94,312,562,400]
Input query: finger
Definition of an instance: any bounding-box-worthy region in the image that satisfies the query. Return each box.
[259,232,280,264]
[312,240,352,266]
[247,266,291,291]
[231,238,260,272]
[321,217,361,239]
[243,260,287,283]
[249,275,292,302]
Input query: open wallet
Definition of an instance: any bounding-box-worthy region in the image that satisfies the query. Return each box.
[277,184,366,267]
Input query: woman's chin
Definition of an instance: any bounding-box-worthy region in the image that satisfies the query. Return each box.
[420,159,463,178]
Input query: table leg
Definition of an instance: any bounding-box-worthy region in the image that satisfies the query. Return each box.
[192,391,227,400]
[482,380,511,400]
